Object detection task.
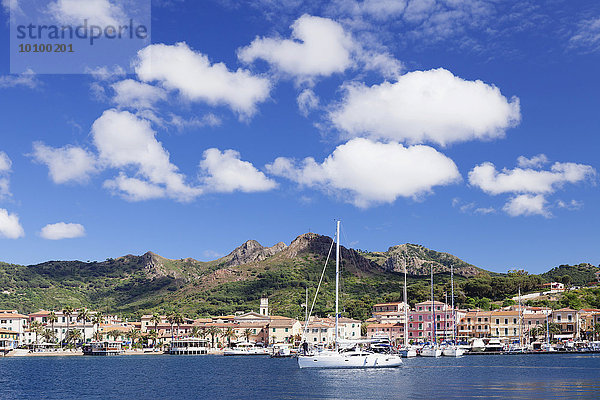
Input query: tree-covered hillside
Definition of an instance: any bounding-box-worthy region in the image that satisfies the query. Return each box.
[0,234,597,319]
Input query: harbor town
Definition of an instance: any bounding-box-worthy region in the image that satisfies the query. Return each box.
[2,293,600,357]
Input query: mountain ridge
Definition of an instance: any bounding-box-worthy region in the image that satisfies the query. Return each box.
[0,233,597,318]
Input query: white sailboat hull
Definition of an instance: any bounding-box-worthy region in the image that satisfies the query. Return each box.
[398,348,417,358]
[420,347,442,357]
[442,347,465,357]
[298,353,403,369]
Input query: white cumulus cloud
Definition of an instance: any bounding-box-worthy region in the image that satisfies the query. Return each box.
[238,14,354,79]
[267,138,460,208]
[135,42,271,117]
[0,208,24,239]
[468,161,596,195]
[40,222,85,240]
[469,156,596,218]
[111,79,168,110]
[31,142,98,184]
[516,154,549,169]
[92,109,202,202]
[48,0,125,26]
[0,151,12,199]
[330,68,520,146]
[503,194,550,218]
[200,149,277,193]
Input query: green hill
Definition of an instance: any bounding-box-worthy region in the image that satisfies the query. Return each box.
[0,233,597,320]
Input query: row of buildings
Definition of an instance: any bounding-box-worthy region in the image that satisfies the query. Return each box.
[0,298,362,351]
[366,300,600,344]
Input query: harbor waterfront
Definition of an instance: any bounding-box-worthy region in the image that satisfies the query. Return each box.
[1,353,599,399]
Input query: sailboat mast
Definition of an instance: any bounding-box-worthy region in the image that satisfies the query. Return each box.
[305,287,309,330]
[431,265,436,345]
[335,220,340,351]
[403,264,408,346]
[451,264,455,344]
[518,287,522,347]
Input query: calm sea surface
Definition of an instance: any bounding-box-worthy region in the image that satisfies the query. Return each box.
[1,353,599,399]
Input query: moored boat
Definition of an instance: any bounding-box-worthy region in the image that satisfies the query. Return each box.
[83,340,123,356]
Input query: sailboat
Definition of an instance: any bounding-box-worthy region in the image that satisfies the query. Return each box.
[297,221,403,369]
[398,263,417,358]
[442,264,465,357]
[420,264,442,357]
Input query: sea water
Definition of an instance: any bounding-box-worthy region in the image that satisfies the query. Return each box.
[1,353,599,399]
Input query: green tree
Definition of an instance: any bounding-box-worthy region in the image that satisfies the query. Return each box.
[77,309,90,344]
[48,311,58,343]
[206,326,221,348]
[62,306,74,348]
[41,328,55,343]
[91,313,104,341]
[29,321,44,345]
[223,327,237,347]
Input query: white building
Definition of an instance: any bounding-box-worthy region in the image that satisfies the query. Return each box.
[28,310,96,344]
[0,310,28,345]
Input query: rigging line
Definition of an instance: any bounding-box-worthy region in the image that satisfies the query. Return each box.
[340,223,359,315]
[301,229,336,340]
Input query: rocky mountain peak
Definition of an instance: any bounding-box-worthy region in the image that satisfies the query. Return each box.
[225,240,288,267]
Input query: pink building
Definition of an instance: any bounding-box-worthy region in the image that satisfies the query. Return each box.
[408,301,456,343]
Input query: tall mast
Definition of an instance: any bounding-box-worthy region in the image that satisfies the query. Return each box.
[518,286,522,347]
[335,220,340,351]
[451,264,455,344]
[403,264,408,347]
[305,287,309,330]
[431,265,436,345]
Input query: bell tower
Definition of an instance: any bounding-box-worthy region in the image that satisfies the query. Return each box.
[259,297,269,316]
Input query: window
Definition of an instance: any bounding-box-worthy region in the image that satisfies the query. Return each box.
[478,318,482,323]
[557,315,562,322]
[504,328,508,335]
[567,315,572,322]
[504,319,508,325]
[272,328,276,333]
[513,318,517,324]
[495,319,499,324]
[418,316,423,321]
[285,328,288,332]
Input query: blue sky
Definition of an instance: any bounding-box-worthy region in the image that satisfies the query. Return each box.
[0,0,599,274]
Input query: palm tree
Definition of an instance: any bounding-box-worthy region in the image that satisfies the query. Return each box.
[148,330,159,349]
[190,326,202,338]
[206,326,221,349]
[48,311,58,343]
[243,328,253,342]
[150,314,161,345]
[77,309,90,345]
[174,313,185,338]
[109,329,121,342]
[91,313,104,341]
[62,306,74,348]
[42,328,55,343]
[93,330,102,341]
[166,313,176,342]
[30,321,44,345]
[223,327,237,348]
[127,328,141,349]
[66,329,81,348]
